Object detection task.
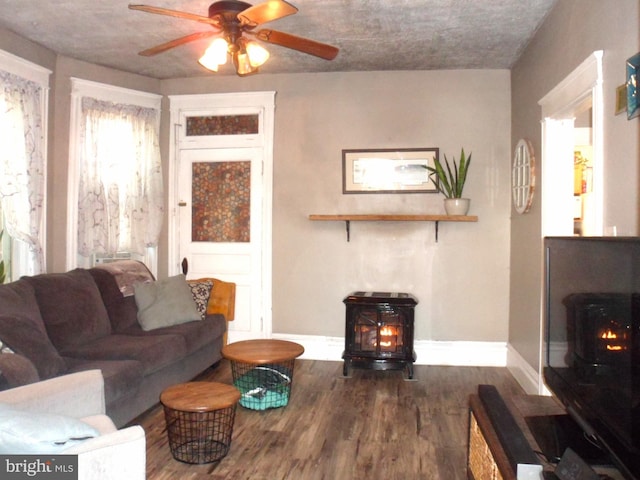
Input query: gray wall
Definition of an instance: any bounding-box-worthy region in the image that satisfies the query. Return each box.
[162,70,512,341]
[509,0,640,375]
[1,23,513,344]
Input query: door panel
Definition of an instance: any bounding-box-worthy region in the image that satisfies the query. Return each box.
[178,147,263,339]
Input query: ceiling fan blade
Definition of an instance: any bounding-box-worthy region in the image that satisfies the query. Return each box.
[238,0,298,28]
[138,31,217,56]
[255,29,339,60]
[128,4,222,28]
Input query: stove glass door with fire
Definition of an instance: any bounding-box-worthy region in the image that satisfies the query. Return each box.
[343,292,417,379]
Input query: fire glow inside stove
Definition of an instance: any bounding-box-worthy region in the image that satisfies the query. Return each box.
[342,291,417,379]
[564,293,635,375]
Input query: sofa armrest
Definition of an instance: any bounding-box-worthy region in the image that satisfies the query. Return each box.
[210,278,236,321]
[0,369,105,419]
[64,425,146,480]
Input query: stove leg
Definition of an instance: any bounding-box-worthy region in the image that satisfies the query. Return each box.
[406,363,414,380]
[343,359,350,377]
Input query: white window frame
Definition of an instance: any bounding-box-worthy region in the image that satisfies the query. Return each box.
[67,78,162,275]
[0,49,51,278]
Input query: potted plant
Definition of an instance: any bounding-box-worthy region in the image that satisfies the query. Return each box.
[424,148,472,215]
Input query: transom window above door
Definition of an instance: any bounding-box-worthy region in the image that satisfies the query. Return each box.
[186,114,259,136]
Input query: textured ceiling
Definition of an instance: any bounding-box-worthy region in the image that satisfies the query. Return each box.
[0,0,557,79]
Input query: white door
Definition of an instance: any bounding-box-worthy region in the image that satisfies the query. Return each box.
[178,147,265,340]
[169,92,275,342]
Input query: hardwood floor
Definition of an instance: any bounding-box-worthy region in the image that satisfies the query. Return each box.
[134,359,525,480]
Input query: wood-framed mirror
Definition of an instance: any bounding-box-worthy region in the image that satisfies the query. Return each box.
[512,138,535,214]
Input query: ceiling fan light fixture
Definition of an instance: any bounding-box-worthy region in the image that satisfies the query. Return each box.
[134,1,340,76]
[233,49,259,76]
[198,37,229,71]
[245,40,270,67]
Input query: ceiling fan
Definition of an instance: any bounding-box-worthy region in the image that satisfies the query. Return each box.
[129,0,339,76]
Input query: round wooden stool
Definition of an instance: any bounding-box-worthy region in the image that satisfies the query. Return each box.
[222,339,304,410]
[160,381,241,464]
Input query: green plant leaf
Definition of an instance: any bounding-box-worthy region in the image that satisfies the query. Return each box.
[424,149,471,198]
[432,157,452,197]
[457,149,471,198]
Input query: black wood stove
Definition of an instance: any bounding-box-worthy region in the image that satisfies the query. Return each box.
[342,291,417,379]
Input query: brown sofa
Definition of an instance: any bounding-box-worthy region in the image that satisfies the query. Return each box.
[0,262,235,427]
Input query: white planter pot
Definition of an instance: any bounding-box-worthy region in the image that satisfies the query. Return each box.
[444,198,470,216]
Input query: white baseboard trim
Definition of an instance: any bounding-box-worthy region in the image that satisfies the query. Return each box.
[272,333,508,367]
[506,343,549,395]
[272,334,345,361]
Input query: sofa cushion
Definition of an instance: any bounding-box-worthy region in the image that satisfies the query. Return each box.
[89,268,140,332]
[0,353,40,390]
[0,279,68,380]
[64,357,144,407]
[0,278,45,320]
[120,314,226,354]
[25,269,112,353]
[134,274,201,331]
[62,334,187,376]
[0,314,68,380]
[0,403,99,454]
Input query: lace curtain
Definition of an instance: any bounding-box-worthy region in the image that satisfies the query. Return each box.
[0,71,46,274]
[77,97,163,257]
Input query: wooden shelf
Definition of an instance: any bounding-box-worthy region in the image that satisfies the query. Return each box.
[308,214,478,241]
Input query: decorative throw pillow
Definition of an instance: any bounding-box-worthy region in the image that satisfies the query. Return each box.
[134,274,202,331]
[188,280,213,320]
[0,403,99,454]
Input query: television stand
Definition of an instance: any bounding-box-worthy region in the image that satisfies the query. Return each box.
[467,386,625,480]
[525,414,612,467]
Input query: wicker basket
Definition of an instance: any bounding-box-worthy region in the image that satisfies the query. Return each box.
[230,360,295,410]
[163,404,237,464]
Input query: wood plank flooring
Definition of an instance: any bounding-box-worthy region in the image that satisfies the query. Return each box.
[133,359,525,480]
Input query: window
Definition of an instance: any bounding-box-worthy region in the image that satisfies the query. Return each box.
[69,79,163,274]
[0,50,50,281]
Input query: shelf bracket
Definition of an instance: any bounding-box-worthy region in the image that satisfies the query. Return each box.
[435,221,439,243]
[345,220,351,241]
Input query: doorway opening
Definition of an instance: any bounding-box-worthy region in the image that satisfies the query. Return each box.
[539,50,604,238]
[536,51,604,394]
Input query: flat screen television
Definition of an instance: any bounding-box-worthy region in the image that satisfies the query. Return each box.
[543,236,640,479]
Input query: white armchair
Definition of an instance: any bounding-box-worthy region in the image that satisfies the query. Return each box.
[0,369,146,480]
